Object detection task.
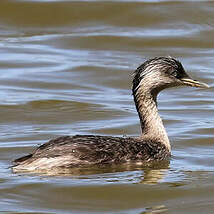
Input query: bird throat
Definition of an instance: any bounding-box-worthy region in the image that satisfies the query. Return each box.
[134,83,171,151]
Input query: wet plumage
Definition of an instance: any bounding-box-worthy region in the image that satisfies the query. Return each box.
[13,135,170,171]
[12,56,209,173]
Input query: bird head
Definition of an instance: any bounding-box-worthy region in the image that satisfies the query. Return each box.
[132,56,209,96]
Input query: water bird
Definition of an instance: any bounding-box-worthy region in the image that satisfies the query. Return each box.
[12,56,209,173]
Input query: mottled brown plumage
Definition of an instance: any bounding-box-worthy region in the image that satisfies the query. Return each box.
[14,135,170,168]
[12,56,208,173]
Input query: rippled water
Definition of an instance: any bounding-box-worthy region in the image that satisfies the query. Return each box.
[0,0,214,213]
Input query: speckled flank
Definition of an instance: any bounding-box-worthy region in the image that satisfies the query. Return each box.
[12,135,170,172]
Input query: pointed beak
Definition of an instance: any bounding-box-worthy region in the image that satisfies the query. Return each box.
[180,77,209,88]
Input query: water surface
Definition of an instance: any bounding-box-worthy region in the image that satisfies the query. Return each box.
[0,0,214,213]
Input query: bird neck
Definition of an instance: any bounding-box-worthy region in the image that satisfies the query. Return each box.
[133,84,171,151]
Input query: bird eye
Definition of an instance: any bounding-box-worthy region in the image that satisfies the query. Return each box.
[168,69,178,78]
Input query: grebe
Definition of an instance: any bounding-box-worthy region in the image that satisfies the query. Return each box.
[12,56,209,173]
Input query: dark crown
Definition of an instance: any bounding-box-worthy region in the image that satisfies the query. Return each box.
[132,56,185,93]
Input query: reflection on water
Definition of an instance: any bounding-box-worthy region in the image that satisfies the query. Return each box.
[11,161,170,184]
[0,0,214,213]
[141,168,169,185]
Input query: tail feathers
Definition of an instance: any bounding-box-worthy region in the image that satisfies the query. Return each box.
[13,154,33,165]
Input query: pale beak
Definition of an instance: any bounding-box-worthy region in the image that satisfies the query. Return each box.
[180,78,209,88]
